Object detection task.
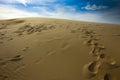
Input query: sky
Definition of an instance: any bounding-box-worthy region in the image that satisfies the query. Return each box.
[0,0,120,24]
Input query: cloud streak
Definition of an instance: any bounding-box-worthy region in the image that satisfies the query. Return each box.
[0,0,57,6]
[82,3,108,10]
[0,0,120,24]
[0,4,115,24]
[0,5,39,19]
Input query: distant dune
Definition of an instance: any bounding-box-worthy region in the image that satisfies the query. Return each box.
[0,18,120,80]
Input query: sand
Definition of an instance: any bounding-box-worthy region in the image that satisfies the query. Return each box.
[0,18,120,80]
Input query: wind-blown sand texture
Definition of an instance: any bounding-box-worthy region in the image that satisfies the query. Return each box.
[0,18,120,80]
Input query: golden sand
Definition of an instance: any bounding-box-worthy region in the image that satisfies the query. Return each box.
[0,18,120,80]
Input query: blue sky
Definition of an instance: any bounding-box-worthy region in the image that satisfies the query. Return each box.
[0,0,120,24]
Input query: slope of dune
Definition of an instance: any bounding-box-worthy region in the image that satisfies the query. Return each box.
[0,18,120,80]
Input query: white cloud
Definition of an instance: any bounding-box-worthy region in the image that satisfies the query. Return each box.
[16,0,30,6]
[0,0,29,6]
[31,5,103,22]
[0,4,119,24]
[0,0,56,6]
[0,5,39,19]
[82,3,108,10]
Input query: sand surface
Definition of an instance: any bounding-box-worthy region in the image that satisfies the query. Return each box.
[0,18,120,80]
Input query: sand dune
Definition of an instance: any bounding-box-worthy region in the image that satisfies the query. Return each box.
[0,18,120,80]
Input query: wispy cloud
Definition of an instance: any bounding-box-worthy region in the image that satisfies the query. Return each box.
[0,4,100,21]
[0,5,39,19]
[0,0,57,6]
[82,3,108,10]
[33,5,112,23]
[0,1,119,24]
[0,0,29,6]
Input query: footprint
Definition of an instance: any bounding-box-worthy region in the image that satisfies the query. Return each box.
[99,53,106,59]
[105,58,120,69]
[98,45,106,50]
[89,46,98,56]
[104,73,111,80]
[89,40,98,46]
[88,61,101,72]
[9,55,23,62]
[7,37,13,41]
[90,44,105,56]
[84,36,99,46]
[14,64,25,72]
[84,30,94,36]
[97,53,106,60]
[35,57,42,64]
[22,47,29,51]
[82,61,101,79]
[84,38,94,45]
[0,60,8,66]
[61,42,69,49]
[47,51,56,56]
